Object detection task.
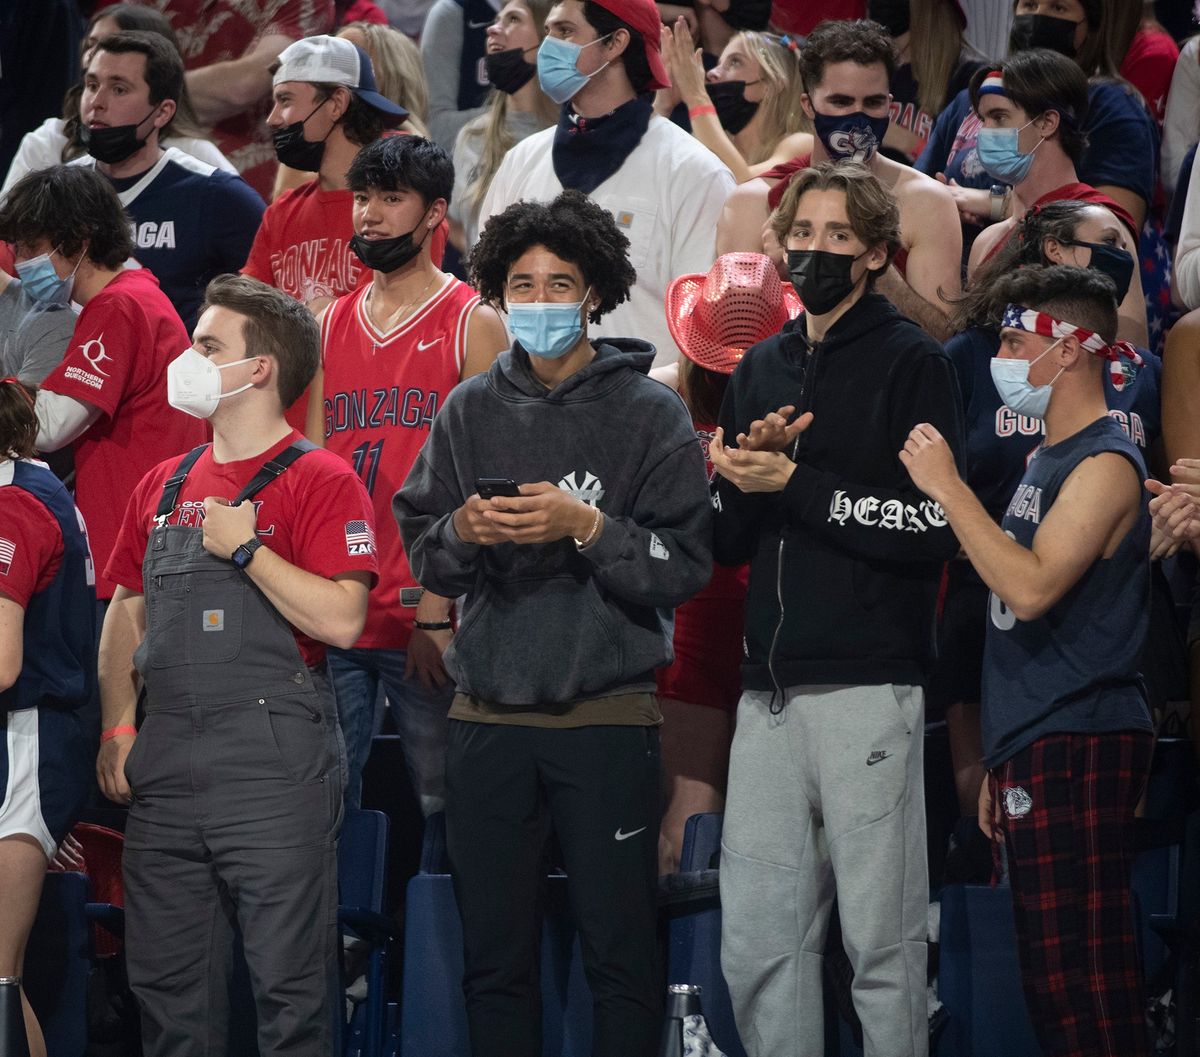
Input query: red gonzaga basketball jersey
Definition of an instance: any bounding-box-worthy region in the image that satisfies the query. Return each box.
[319,275,481,647]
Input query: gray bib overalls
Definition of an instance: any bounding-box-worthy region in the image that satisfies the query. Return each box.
[122,442,344,1057]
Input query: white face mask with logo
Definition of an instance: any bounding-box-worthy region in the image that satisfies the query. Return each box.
[167,347,255,419]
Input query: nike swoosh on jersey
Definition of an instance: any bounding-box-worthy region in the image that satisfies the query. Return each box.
[614,827,647,841]
[416,337,443,351]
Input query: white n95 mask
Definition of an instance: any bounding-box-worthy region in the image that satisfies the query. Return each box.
[167,347,254,419]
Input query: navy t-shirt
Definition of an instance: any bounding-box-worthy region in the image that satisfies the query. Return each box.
[945,325,1162,523]
[980,415,1152,766]
[916,79,1158,209]
[76,147,265,330]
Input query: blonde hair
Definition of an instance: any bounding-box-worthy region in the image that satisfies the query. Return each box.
[338,22,430,137]
[738,32,808,165]
[461,0,558,216]
[908,0,975,116]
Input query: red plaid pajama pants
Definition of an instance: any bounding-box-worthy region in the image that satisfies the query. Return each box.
[994,729,1154,1057]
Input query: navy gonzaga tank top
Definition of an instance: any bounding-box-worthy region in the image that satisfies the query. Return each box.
[981,415,1153,767]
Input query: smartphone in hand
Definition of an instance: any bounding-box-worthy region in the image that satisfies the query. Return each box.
[475,477,521,499]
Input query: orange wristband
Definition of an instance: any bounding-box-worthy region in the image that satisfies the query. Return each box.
[688,104,717,120]
[100,725,137,742]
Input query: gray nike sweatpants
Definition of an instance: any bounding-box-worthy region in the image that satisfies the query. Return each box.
[720,685,928,1057]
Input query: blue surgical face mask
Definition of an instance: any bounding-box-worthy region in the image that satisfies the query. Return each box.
[507,287,591,359]
[16,247,81,306]
[976,119,1043,185]
[536,34,611,105]
[990,338,1064,420]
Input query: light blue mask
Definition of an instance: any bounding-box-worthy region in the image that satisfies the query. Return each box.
[16,248,80,306]
[536,34,610,105]
[976,120,1043,186]
[990,339,1063,420]
[507,289,591,359]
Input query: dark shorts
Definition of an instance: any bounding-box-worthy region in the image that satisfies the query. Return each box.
[0,707,89,858]
[926,571,988,719]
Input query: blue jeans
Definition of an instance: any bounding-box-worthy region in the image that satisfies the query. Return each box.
[326,646,454,813]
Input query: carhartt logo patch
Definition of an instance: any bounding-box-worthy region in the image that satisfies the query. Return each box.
[202,609,224,632]
[1003,785,1033,819]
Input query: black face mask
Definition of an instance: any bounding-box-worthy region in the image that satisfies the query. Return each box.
[1061,240,1135,302]
[867,0,910,37]
[82,108,157,165]
[272,98,334,172]
[1009,13,1081,58]
[705,80,761,135]
[485,47,537,94]
[787,248,867,315]
[349,214,432,273]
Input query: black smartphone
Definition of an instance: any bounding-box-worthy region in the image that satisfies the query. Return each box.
[476,477,521,499]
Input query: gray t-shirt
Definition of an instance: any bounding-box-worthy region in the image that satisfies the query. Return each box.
[0,279,77,384]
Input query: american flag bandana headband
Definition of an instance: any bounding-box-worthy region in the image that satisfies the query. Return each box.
[1000,303,1143,391]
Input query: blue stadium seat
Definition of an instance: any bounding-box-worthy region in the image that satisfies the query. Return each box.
[936,884,1042,1057]
[340,808,400,1057]
[25,871,92,1057]
[401,813,594,1057]
[668,812,746,1057]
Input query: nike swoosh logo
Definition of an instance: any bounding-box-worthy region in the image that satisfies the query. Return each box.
[467,19,492,28]
[416,337,442,351]
[866,753,891,766]
[614,827,647,841]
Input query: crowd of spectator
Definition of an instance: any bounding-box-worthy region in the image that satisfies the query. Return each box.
[1,1,1199,1056]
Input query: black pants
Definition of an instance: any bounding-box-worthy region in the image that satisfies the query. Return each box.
[445,720,661,1057]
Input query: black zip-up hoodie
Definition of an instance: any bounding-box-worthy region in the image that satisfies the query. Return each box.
[714,292,965,691]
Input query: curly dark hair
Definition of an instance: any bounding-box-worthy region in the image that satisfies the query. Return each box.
[468,191,636,323]
[0,380,39,461]
[0,165,133,269]
[993,263,1119,346]
[798,19,896,93]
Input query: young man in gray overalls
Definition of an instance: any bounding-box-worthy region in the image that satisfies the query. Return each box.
[95,275,379,1057]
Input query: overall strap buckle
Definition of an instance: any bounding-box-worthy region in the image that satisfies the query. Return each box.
[154,444,211,520]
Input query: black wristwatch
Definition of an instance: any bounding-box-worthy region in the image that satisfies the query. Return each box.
[231,537,263,569]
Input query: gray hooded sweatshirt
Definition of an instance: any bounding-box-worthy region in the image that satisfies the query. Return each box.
[394,339,712,708]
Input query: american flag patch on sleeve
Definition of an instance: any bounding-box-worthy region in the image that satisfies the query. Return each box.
[0,537,14,576]
[345,520,376,556]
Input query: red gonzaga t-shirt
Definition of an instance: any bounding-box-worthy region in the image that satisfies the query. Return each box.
[0,482,63,606]
[106,430,380,667]
[242,179,450,304]
[40,269,207,600]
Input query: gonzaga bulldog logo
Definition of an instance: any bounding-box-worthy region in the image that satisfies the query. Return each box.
[828,123,882,162]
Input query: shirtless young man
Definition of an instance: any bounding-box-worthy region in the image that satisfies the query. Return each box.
[716,18,961,340]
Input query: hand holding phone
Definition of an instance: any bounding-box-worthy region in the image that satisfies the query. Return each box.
[475,477,521,499]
